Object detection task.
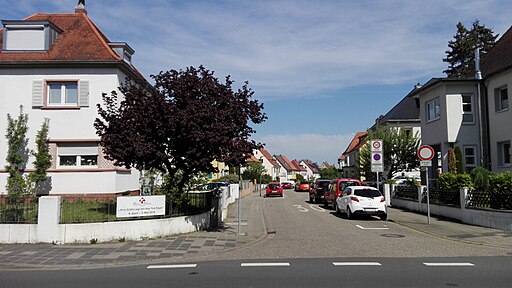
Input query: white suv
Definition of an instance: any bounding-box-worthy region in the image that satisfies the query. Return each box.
[335,186,387,220]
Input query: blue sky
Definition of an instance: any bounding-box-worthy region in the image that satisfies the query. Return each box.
[4,0,512,164]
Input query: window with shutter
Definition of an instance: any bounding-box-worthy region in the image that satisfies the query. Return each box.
[32,80,44,107]
[79,80,89,107]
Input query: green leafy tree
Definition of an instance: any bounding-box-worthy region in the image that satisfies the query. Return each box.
[242,163,266,182]
[217,174,240,184]
[5,106,29,197]
[295,174,304,183]
[28,118,51,195]
[471,166,490,191]
[320,167,342,180]
[443,20,498,78]
[359,126,420,181]
[95,66,266,194]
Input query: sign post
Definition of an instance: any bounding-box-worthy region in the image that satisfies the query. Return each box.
[418,145,435,225]
[371,140,384,188]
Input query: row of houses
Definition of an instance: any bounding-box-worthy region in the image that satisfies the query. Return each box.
[338,26,512,180]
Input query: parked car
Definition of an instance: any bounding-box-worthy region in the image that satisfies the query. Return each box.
[309,179,331,203]
[266,182,283,197]
[335,186,387,220]
[323,178,361,209]
[295,181,311,192]
[281,181,294,189]
[193,182,229,191]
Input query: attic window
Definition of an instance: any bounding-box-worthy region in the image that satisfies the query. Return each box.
[2,20,61,51]
[108,42,134,64]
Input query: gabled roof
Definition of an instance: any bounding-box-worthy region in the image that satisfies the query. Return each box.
[291,160,306,172]
[301,159,321,173]
[343,132,367,155]
[274,155,298,172]
[259,148,281,168]
[481,25,512,78]
[371,94,420,129]
[0,13,120,63]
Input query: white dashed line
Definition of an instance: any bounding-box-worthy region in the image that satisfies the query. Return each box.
[241,263,291,267]
[356,225,389,230]
[333,262,382,266]
[147,264,197,269]
[423,263,475,267]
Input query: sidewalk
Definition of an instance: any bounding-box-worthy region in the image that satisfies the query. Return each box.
[0,192,267,270]
[388,207,512,249]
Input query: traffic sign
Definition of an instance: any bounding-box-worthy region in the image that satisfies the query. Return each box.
[418,145,435,161]
[371,152,383,165]
[371,139,383,152]
[420,160,432,167]
[371,164,384,172]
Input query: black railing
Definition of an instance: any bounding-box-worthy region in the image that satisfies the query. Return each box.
[466,190,512,210]
[61,192,213,224]
[426,187,460,207]
[393,185,418,201]
[0,196,38,224]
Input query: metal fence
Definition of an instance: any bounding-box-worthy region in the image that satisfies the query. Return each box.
[393,185,418,201]
[61,192,213,224]
[466,190,512,210]
[425,187,460,207]
[0,196,38,224]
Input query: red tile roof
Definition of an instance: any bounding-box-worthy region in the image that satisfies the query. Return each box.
[291,160,306,171]
[343,132,367,155]
[274,155,299,172]
[259,148,281,167]
[481,25,512,78]
[0,13,121,63]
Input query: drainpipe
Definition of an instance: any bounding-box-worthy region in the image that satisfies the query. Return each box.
[475,48,485,167]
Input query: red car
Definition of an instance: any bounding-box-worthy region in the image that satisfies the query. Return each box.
[323,178,361,209]
[266,182,283,197]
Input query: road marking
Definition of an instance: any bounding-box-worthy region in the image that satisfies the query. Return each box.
[293,205,309,212]
[309,205,326,212]
[333,262,382,266]
[356,225,389,230]
[423,263,475,267]
[241,263,291,267]
[147,264,197,269]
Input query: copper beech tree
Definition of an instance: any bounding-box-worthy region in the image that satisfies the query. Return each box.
[95,66,266,193]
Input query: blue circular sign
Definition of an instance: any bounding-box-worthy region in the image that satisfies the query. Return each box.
[373,154,381,161]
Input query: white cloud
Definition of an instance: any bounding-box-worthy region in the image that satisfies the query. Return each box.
[258,133,356,165]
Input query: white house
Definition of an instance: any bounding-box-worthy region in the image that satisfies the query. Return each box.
[481,26,512,173]
[0,3,146,195]
[253,148,281,180]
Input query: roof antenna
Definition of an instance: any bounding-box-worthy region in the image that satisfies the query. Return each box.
[75,0,87,15]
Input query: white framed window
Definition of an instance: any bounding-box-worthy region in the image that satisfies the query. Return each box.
[426,98,441,122]
[57,143,98,167]
[47,82,78,106]
[462,94,474,124]
[495,86,509,112]
[463,146,477,173]
[497,141,511,167]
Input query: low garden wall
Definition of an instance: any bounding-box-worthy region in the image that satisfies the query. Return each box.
[389,184,512,231]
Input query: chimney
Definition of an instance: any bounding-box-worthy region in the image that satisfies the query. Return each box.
[75,0,87,15]
[475,48,482,80]
[414,82,422,89]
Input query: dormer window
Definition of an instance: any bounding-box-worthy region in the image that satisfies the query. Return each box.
[108,42,134,64]
[2,20,62,51]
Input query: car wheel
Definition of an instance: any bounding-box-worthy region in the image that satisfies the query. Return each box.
[323,200,328,208]
[380,214,387,221]
[347,207,353,220]
[334,202,340,215]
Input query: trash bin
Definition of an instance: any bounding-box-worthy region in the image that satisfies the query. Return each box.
[210,188,223,228]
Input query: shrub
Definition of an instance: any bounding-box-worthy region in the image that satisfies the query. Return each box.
[217,174,240,184]
[470,167,490,191]
[489,172,512,192]
[436,173,472,189]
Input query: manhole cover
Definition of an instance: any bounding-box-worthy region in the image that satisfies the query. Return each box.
[380,233,405,238]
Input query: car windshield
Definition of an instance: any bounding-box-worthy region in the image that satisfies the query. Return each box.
[339,181,360,191]
[268,184,280,189]
[318,181,330,189]
[300,182,309,185]
[354,188,382,198]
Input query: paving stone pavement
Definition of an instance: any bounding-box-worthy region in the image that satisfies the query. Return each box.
[0,192,266,270]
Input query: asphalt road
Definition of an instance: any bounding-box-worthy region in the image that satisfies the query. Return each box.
[1,189,511,287]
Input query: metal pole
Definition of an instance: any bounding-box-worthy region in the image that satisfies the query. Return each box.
[238,166,242,235]
[426,167,431,225]
[376,172,379,190]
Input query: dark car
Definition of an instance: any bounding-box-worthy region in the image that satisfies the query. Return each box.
[194,182,229,191]
[323,178,361,209]
[309,179,331,203]
[281,182,294,189]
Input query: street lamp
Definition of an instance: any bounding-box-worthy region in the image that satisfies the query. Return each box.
[259,156,264,197]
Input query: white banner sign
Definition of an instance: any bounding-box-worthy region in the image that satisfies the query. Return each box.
[116,195,166,218]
